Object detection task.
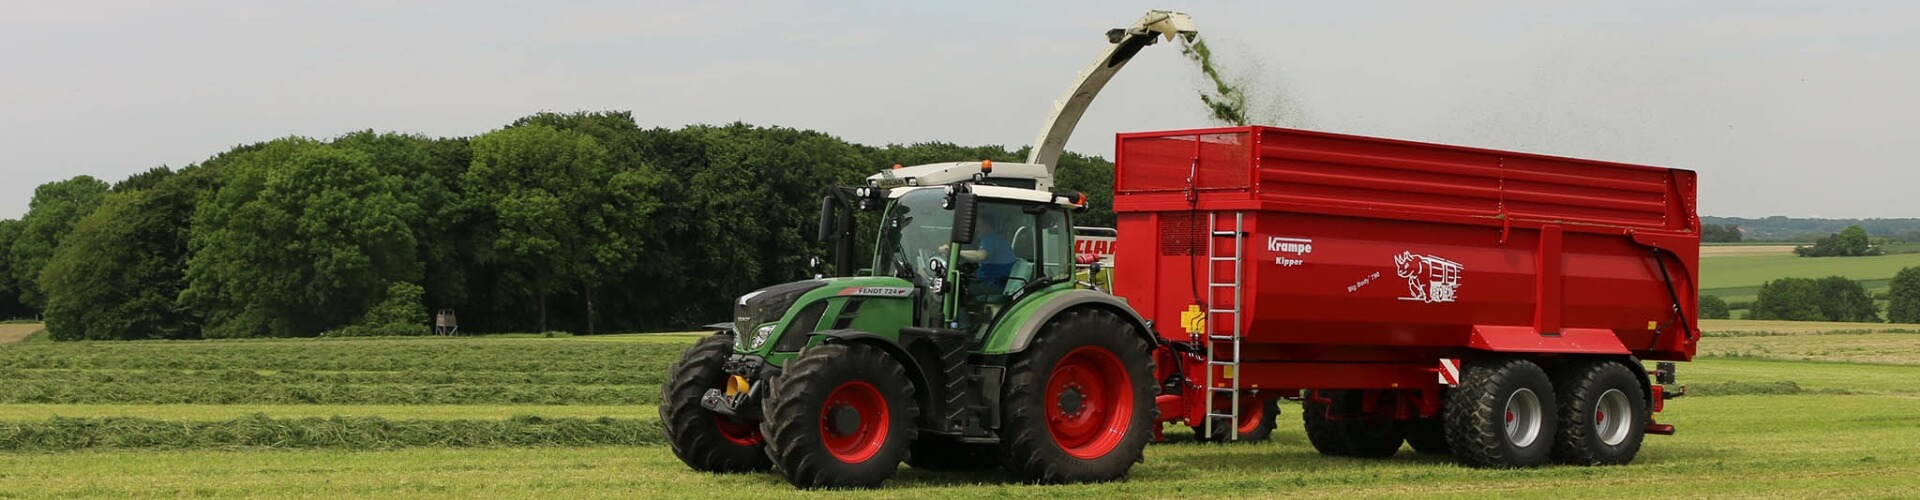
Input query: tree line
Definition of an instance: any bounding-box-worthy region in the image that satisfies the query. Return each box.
[1701,216,1920,242]
[1701,266,1920,324]
[0,112,1119,340]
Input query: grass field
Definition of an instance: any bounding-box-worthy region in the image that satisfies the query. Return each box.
[1699,253,1920,302]
[3,325,1918,497]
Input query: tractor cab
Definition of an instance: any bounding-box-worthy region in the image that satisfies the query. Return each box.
[873,182,1081,336]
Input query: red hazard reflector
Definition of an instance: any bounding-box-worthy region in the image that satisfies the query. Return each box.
[1438,358,1461,385]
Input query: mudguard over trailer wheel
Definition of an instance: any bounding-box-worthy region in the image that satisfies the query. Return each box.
[1196,397,1280,443]
[660,333,772,472]
[1552,361,1648,465]
[999,308,1157,484]
[760,343,919,489]
[1302,390,1404,458]
[1445,358,1558,468]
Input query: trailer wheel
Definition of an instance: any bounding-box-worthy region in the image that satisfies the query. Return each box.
[1000,308,1156,484]
[1444,358,1557,468]
[906,435,1000,471]
[660,333,772,472]
[1302,390,1403,458]
[1197,396,1280,443]
[1551,361,1647,465]
[759,343,918,488]
[1404,417,1451,455]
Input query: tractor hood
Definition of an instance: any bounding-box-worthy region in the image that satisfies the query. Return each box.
[730,276,918,354]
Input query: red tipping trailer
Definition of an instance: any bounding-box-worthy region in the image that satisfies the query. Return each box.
[1116,126,1697,467]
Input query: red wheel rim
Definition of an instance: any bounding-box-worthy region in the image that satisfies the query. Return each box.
[819,380,890,463]
[712,414,763,446]
[1044,346,1134,459]
[1237,399,1265,434]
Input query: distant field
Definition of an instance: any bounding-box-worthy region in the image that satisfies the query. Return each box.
[1699,332,1920,365]
[1699,244,1795,257]
[1699,253,1920,301]
[1697,319,1920,335]
[0,323,43,344]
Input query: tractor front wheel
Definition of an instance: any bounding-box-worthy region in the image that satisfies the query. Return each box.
[660,333,772,472]
[999,308,1156,484]
[759,343,918,488]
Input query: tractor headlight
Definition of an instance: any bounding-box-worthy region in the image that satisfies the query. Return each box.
[751,323,776,350]
[731,280,829,350]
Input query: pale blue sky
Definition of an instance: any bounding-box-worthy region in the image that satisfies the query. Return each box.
[3,1,1916,218]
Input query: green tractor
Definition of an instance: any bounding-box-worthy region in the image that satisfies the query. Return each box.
[659,10,1198,488]
[660,161,1161,488]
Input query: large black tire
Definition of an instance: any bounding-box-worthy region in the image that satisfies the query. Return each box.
[660,333,772,472]
[1404,417,1451,455]
[1551,360,1648,465]
[906,435,1000,471]
[999,308,1157,484]
[1196,396,1280,443]
[759,343,919,488]
[1302,390,1403,458]
[1444,358,1558,468]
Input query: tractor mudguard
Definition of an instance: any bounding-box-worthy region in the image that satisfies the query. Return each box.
[809,328,982,436]
[981,288,1156,355]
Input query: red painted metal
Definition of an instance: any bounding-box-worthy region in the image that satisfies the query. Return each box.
[713,414,765,446]
[1045,346,1136,460]
[820,381,890,463]
[1112,126,1698,427]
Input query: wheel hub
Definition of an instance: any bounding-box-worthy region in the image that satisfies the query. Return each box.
[1504,387,1543,448]
[827,403,863,436]
[1057,384,1086,416]
[1594,388,1633,446]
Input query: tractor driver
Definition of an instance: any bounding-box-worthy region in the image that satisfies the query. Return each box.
[943,210,1018,294]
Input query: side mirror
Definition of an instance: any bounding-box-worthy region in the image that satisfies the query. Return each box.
[816,195,837,242]
[949,192,978,244]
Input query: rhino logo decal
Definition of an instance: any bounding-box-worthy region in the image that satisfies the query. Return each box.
[1395,251,1463,304]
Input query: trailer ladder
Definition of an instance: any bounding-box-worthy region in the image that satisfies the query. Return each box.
[1203,211,1246,440]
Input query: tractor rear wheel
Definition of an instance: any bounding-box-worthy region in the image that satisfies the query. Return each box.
[1196,396,1280,443]
[999,308,1156,484]
[1551,360,1647,465]
[660,333,772,472]
[759,343,918,488]
[1302,390,1403,458]
[1444,358,1557,468]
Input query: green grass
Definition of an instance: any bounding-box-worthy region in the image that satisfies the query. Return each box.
[5,327,1920,495]
[0,404,657,421]
[0,394,1916,498]
[0,335,702,405]
[0,414,663,451]
[1700,253,1920,292]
